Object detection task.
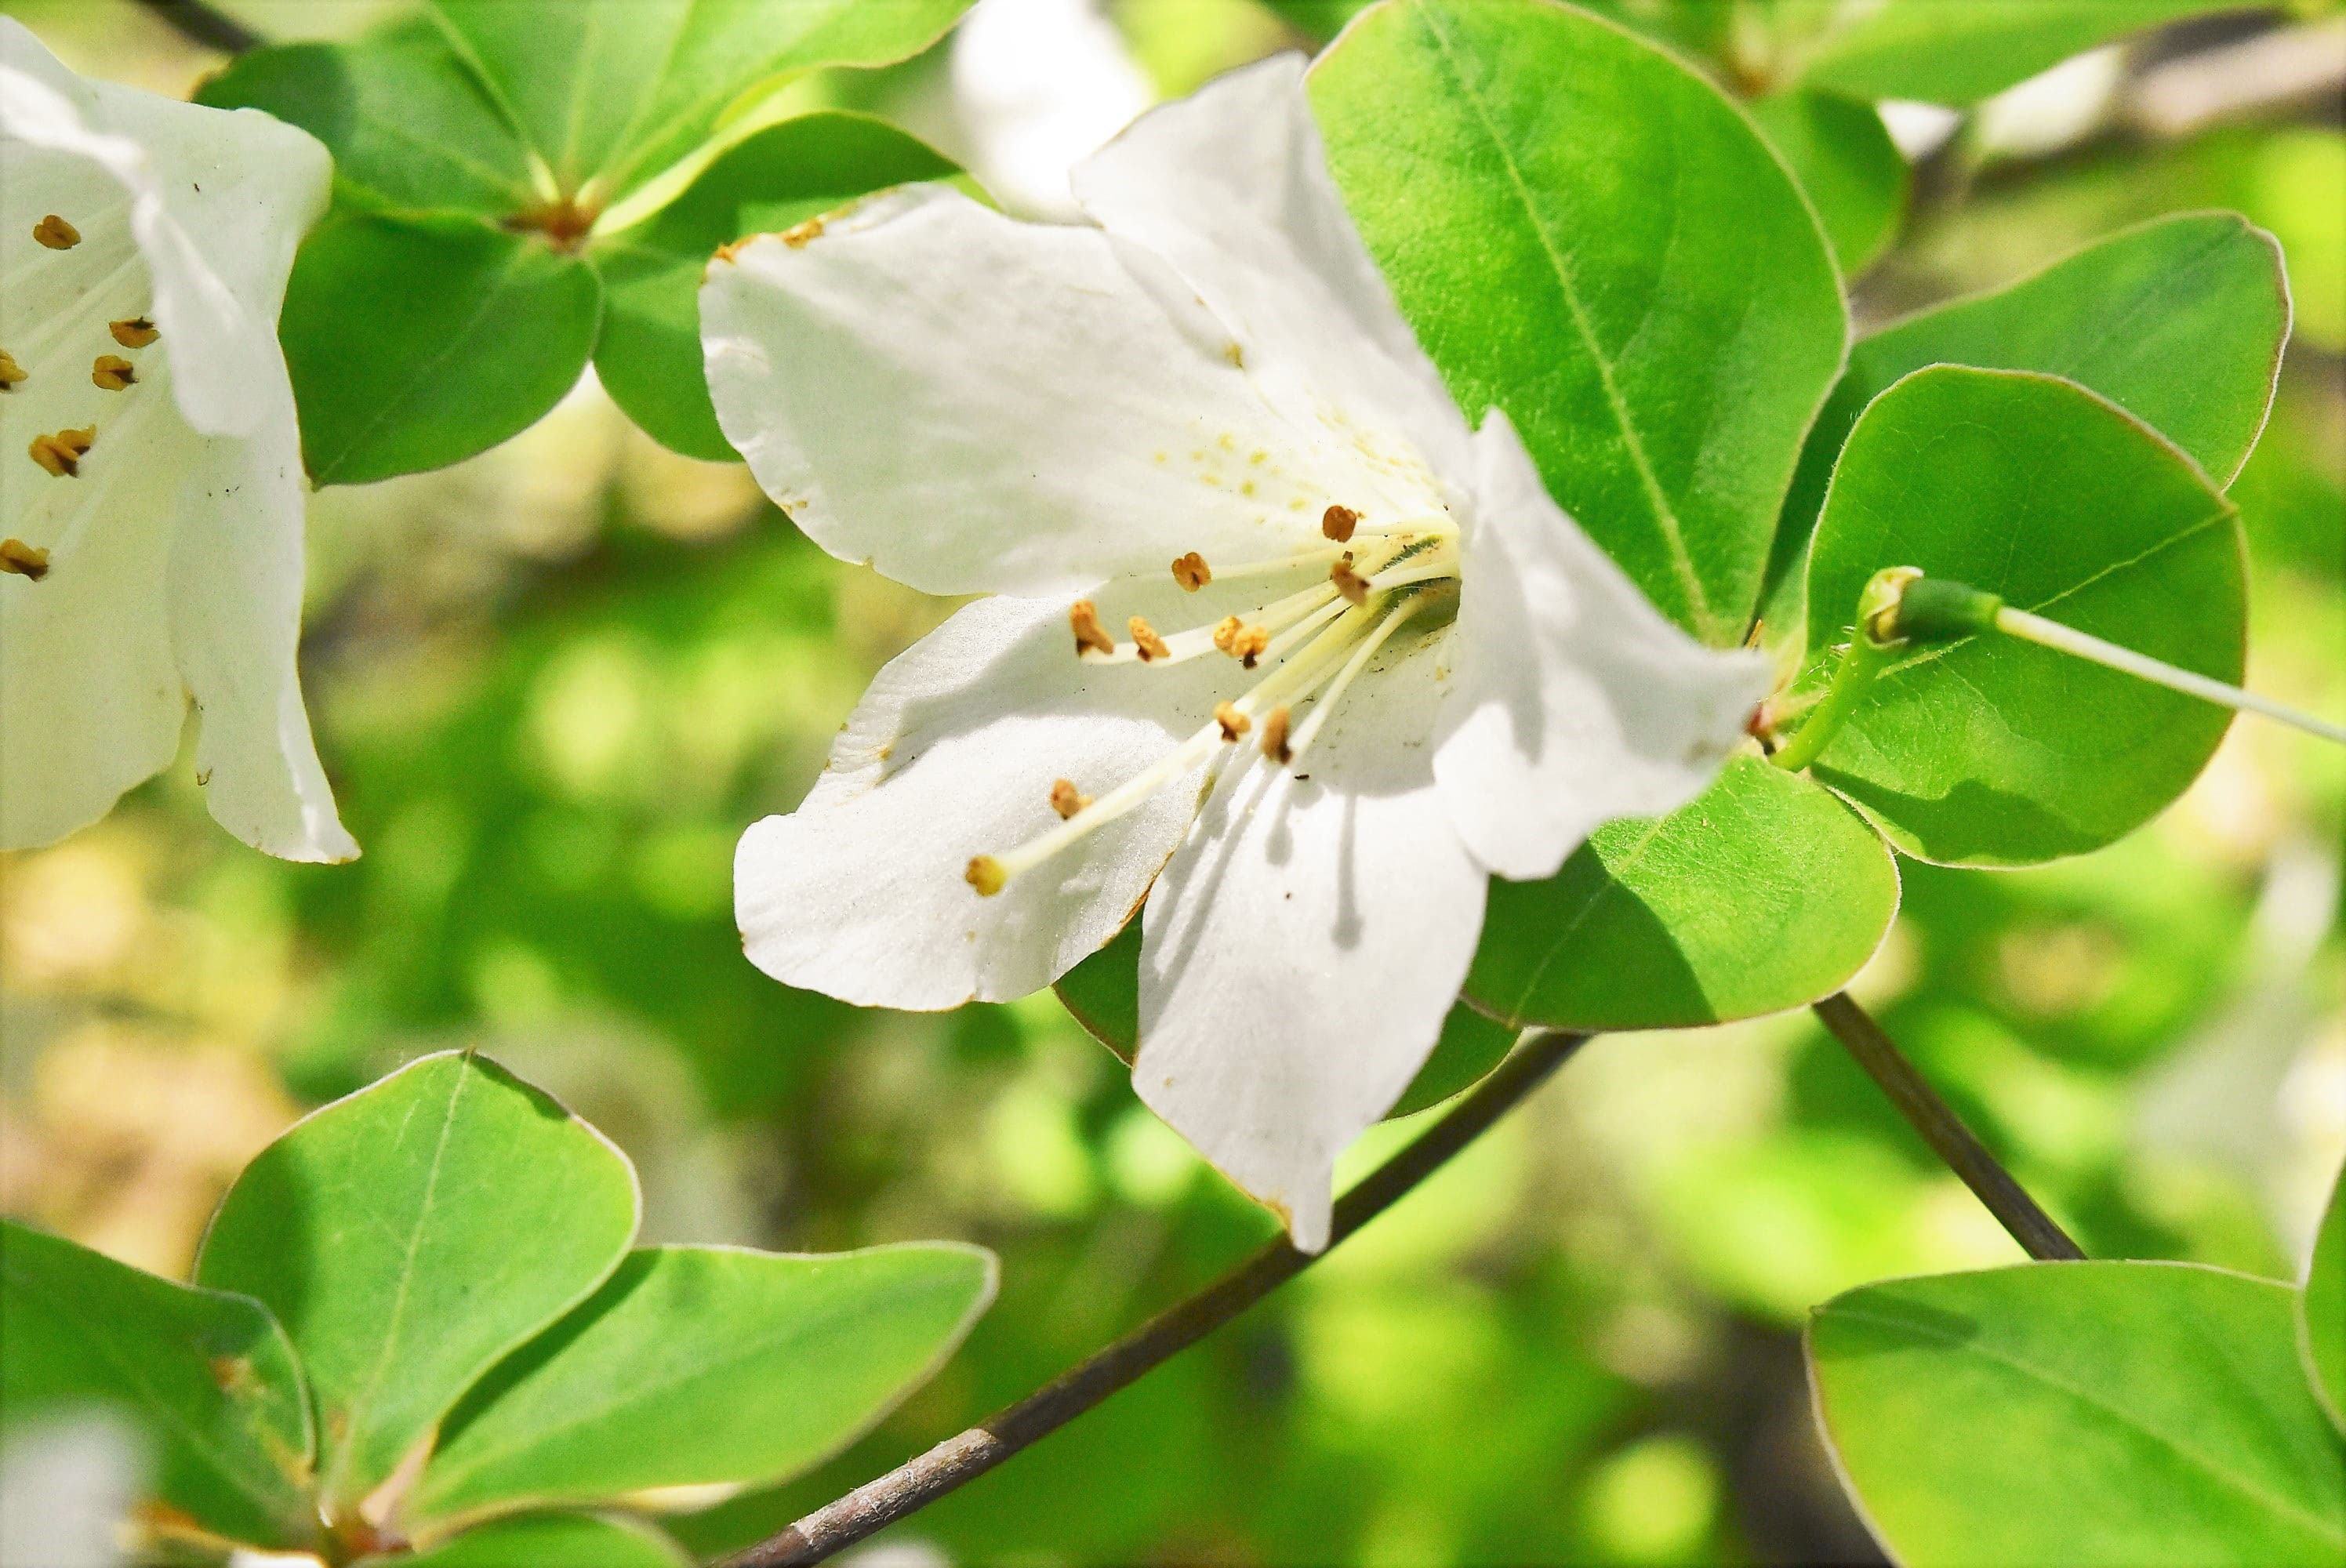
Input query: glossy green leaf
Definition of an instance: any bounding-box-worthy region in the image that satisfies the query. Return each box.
[1465,757,1898,1031]
[197,21,536,217]
[1058,921,1520,1118]
[1310,0,1846,644]
[427,0,972,204]
[1810,1262,2346,1566]
[280,213,602,486]
[1748,89,1908,278]
[2304,1162,2346,1435]
[1801,366,2243,866]
[1767,212,2288,628]
[592,114,957,460]
[0,1222,316,1552]
[395,1512,689,1568]
[1796,0,2260,107]
[410,1243,996,1523]
[195,1051,640,1513]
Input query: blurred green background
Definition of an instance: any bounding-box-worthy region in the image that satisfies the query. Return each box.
[2,2,2340,1563]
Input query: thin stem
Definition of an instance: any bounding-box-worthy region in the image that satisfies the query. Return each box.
[1996,605,2346,746]
[1812,993,2084,1263]
[132,0,262,53]
[721,1029,1592,1568]
[1769,567,1916,774]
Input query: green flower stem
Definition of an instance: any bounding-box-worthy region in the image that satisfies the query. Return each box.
[721,1030,1593,1568]
[1768,566,1917,774]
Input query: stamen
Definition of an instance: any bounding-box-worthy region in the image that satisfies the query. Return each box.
[28,427,95,479]
[1050,779,1091,818]
[1171,552,1211,591]
[1070,600,1115,658]
[1322,504,1360,543]
[1331,554,1371,606]
[32,215,79,250]
[1215,702,1251,741]
[92,354,136,391]
[0,350,24,390]
[1212,616,1269,666]
[0,539,51,580]
[110,318,159,349]
[1282,595,1430,775]
[965,855,1006,895]
[1128,616,1171,662]
[1259,706,1291,764]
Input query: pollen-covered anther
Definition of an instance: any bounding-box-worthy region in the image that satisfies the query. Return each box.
[28,427,95,478]
[1210,615,1269,667]
[1049,779,1090,819]
[1128,615,1171,662]
[1171,551,1211,591]
[1330,555,1371,607]
[92,354,136,391]
[1259,706,1292,765]
[0,539,51,580]
[1215,702,1251,742]
[0,350,24,390]
[1321,503,1360,543]
[32,214,79,249]
[110,318,159,349]
[1070,600,1115,658]
[965,855,1007,897]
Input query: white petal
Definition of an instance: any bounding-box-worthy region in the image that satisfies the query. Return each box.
[949,0,1153,220]
[0,17,330,439]
[1070,54,1473,488]
[1135,638,1487,1252]
[739,581,1250,1009]
[1435,412,1772,882]
[703,184,1335,599]
[171,391,356,862]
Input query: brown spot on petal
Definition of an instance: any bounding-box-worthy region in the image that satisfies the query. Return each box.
[1050,779,1090,819]
[1321,503,1360,543]
[0,350,24,390]
[0,539,51,580]
[1070,600,1115,658]
[32,215,79,249]
[1171,551,1211,591]
[28,427,94,478]
[1259,706,1291,765]
[1128,615,1170,662]
[92,354,136,390]
[1215,702,1250,742]
[110,318,159,349]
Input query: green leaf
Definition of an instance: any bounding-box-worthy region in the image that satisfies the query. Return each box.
[591,114,957,460]
[1809,1262,2346,1566]
[0,1221,317,1552]
[409,1243,996,1523]
[1801,366,2243,867]
[2304,1163,2346,1435]
[1309,0,1846,645]
[1058,922,1520,1118]
[1465,757,1898,1031]
[1796,0,2261,107]
[1767,212,2288,630]
[427,0,973,205]
[280,213,602,487]
[1748,89,1908,279]
[197,22,538,218]
[194,1051,640,1513]
[394,1512,689,1568]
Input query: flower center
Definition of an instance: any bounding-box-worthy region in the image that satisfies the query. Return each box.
[965,508,1459,896]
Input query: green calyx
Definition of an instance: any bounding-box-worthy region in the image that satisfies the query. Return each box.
[1770,567,2002,773]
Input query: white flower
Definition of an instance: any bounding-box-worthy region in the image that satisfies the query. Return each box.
[949,0,1155,220]
[0,19,353,861]
[704,56,1769,1250]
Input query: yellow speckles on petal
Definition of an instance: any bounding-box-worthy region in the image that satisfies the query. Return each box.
[1248,449,1267,466]
[1070,599,1115,658]
[91,354,136,391]
[1171,551,1211,591]
[1216,432,1236,452]
[1240,480,1257,496]
[1259,706,1291,765]
[110,318,159,349]
[1050,779,1090,819]
[0,350,24,390]
[1215,702,1250,742]
[1288,496,1308,511]
[32,215,79,249]
[965,855,1006,896]
[28,427,95,478]
[1321,503,1360,543]
[0,539,51,580]
[1222,342,1245,368]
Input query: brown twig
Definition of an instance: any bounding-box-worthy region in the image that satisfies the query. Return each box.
[133,0,262,55]
[721,1029,1592,1567]
[1813,992,2085,1262]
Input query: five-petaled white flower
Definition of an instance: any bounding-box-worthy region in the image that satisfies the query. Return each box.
[705,56,1770,1250]
[0,19,352,862]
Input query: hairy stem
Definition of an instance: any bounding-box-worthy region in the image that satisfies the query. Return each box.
[132,0,261,54]
[1813,993,2085,1262]
[721,1029,1592,1567]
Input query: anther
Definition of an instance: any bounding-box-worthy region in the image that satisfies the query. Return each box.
[1171,552,1211,591]
[1050,779,1090,819]
[1331,554,1371,606]
[1128,616,1171,662]
[110,318,159,349]
[32,215,79,249]
[965,855,1007,896]
[0,350,24,390]
[28,427,95,478]
[1259,706,1291,765]
[1215,702,1251,742]
[1321,504,1360,543]
[92,354,136,391]
[0,539,51,580]
[1070,600,1115,658]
